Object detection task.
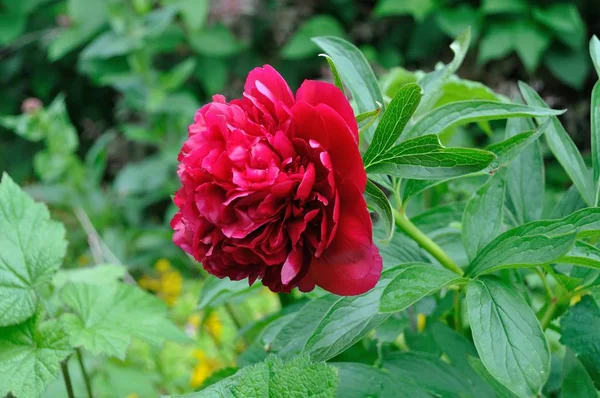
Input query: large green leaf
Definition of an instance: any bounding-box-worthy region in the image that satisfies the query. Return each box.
[282,16,345,59]
[52,264,126,289]
[462,169,506,261]
[592,82,600,206]
[0,173,67,326]
[0,316,71,398]
[366,134,495,179]
[403,100,564,141]
[504,116,544,224]
[60,282,187,360]
[379,264,465,313]
[561,349,597,398]
[466,208,600,276]
[197,275,260,311]
[333,362,432,398]
[560,296,600,386]
[365,179,394,241]
[363,83,422,168]
[467,357,519,398]
[466,277,550,397]
[313,36,384,141]
[519,81,595,206]
[182,354,337,397]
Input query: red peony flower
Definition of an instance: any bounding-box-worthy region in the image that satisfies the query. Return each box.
[171,65,382,296]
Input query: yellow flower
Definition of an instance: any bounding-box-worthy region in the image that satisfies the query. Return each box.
[155,258,172,273]
[570,295,582,306]
[188,313,202,329]
[190,349,220,388]
[205,312,223,342]
[417,313,426,332]
[139,276,160,291]
[125,394,139,398]
[159,270,183,306]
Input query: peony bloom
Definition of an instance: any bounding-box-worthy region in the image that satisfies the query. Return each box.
[171,65,382,296]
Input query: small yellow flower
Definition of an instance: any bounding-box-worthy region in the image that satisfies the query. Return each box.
[125,394,139,398]
[139,276,160,291]
[205,312,223,342]
[190,349,221,388]
[188,313,202,329]
[570,295,582,306]
[77,255,89,266]
[417,313,426,332]
[155,258,172,273]
[159,270,183,306]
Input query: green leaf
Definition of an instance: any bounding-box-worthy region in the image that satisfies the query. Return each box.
[560,296,600,386]
[189,24,241,57]
[559,240,600,269]
[379,264,465,313]
[485,119,549,172]
[467,357,519,398]
[188,354,337,397]
[365,179,394,242]
[544,49,590,90]
[514,20,551,72]
[519,81,596,206]
[53,264,126,289]
[404,100,564,141]
[0,12,26,46]
[282,16,345,59]
[592,81,600,205]
[467,208,600,276]
[436,5,481,40]
[0,173,67,326]
[462,169,506,261]
[591,35,600,78]
[319,54,345,93]
[411,203,466,235]
[533,4,585,50]
[374,230,430,267]
[160,58,196,91]
[435,76,506,107]
[551,185,587,219]
[356,106,381,134]
[478,23,515,65]
[466,277,550,397]
[313,36,384,142]
[0,316,71,398]
[366,134,495,179]
[562,349,597,398]
[197,275,260,311]
[373,0,436,22]
[363,83,422,169]
[504,116,544,224]
[60,282,187,360]
[482,0,527,14]
[177,0,209,31]
[81,31,141,60]
[333,362,431,398]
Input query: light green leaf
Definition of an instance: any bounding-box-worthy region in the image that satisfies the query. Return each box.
[81,31,141,60]
[559,240,600,269]
[544,49,590,90]
[0,12,26,46]
[412,202,466,235]
[404,100,564,141]
[363,83,422,169]
[482,0,527,14]
[533,4,585,50]
[366,134,495,179]
[313,36,384,141]
[365,180,394,242]
[591,35,600,78]
[466,277,550,397]
[319,54,345,93]
[562,349,597,398]
[0,173,67,326]
[0,316,71,398]
[374,229,430,267]
[177,0,209,31]
[53,264,126,289]
[560,296,600,386]
[462,169,506,261]
[160,58,196,91]
[551,185,587,219]
[519,81,595,206]
[435,76,506,107]
[373,0,436,22]
[189,24,241,57]
[467,357,519,398]
[436,5,481,40]
[356,106,381,134]
[592,82,600,205]
[333,362,431,398]
[504,116,544,224]
[282,16,345,59]
[466,208,600,276]
[60,282,187,360]
[478,23,514,65]
[514,20,551,72]
[186,354,337,398]
[197,275,260,311]
[379,264,465,313]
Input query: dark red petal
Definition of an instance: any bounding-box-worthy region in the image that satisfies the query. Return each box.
[308,182,381,296]
[296,80,358,142]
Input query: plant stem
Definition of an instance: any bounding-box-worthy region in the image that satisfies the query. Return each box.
[76,348,93,398]
[453,289,462,333]
[393,209,463,276]
[539,300,557,330]
[61,361,75,398]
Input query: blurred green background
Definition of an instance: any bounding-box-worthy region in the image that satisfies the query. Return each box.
[1,0,599,395]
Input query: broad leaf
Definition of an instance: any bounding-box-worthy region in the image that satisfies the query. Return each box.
[559,240,600,269]
[562,349,597,398]
[313,36,384,141]
[404,100,564,141]
[467,208,600,276]
[466,277,550,397]
[52,264,126,289]
[365,179,394,241]
[319,54,344,93]
[519,81,596,206]
[366,134,495,179]
[467,357,519,398]
[197,275,260,311]
[0,316,71,398]
[186,354,337,397]
[560,296,600,386]
[551,185,587,219]
[60,282,187,360]
[0,173,67,326]
[504,116,544,224]
[412,203,466,235]
[333,362,432,398]
[401,175,481,204]
[462,169,506,261]
[374,228,430,267]
[363,83,422,168]
[380,264,465,313]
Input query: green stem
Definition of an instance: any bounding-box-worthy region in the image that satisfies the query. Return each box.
[61,360,75,398]
[393,209,463,276]
[539,300,557,330]
[76,348,93,398]
[453,289,462,333]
